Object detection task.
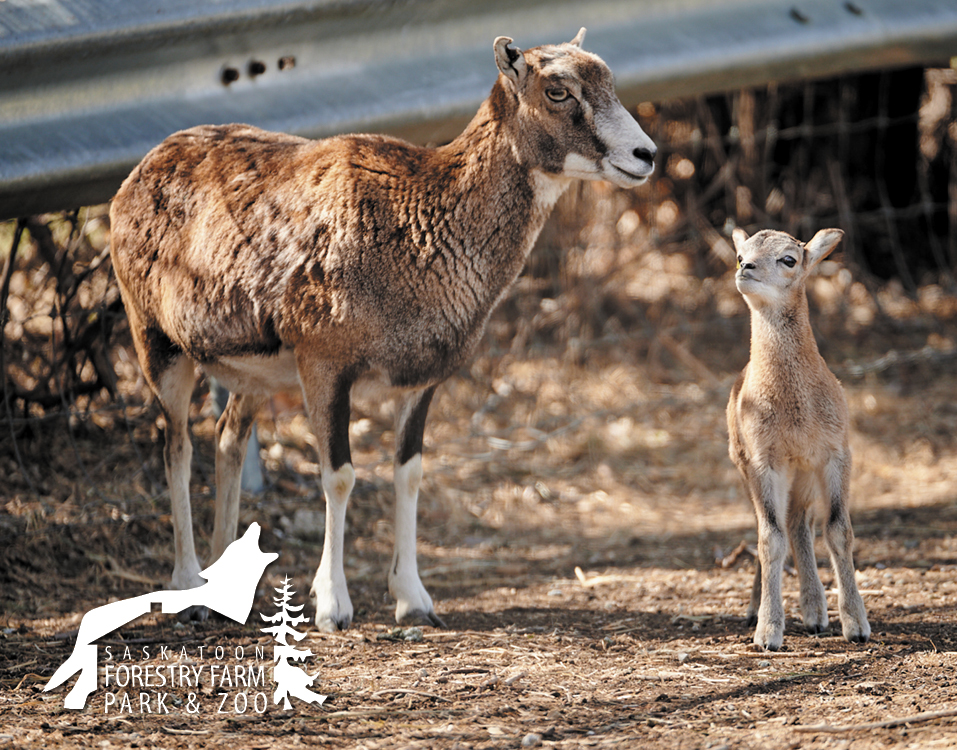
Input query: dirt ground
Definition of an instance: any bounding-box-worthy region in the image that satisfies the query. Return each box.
[2,238,957,749]
[3,80,957,746]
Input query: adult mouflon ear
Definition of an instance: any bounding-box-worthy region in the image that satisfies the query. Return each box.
[494,36,527,90]
[804,228,844,269]
[569,27,586,47]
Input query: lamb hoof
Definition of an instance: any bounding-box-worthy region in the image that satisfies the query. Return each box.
[753,624,784,652]
[846,630,870,644]
[841,614,871,644]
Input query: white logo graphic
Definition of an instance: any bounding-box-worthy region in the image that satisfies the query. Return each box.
[260,577,327,709]
[44,523,278,709]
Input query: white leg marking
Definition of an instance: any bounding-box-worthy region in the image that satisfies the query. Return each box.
[311,463,355,632]
[159,360,205,597]
[389,454,440,625]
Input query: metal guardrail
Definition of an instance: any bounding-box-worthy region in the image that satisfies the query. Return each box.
[2,0,957,220]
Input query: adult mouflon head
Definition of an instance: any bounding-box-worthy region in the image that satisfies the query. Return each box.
[492,28,656,188]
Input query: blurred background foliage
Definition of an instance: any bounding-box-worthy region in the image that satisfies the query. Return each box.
[1,66,956,510]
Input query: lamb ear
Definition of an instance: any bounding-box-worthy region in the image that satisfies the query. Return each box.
[494,36,527,89]
[804,228,844,268]
[732,227,750,255]
[570,27,586,47]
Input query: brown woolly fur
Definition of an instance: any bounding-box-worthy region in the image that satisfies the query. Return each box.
[727,227,870,651]
[114,121,536,386]
[110,29,656,633]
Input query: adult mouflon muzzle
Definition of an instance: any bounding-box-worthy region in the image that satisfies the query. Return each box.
[601,113,657,187]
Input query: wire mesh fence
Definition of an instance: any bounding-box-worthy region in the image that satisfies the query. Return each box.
[639,66,957,290]
[1,64,956,504]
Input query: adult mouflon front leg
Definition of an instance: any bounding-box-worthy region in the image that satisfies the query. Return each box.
[388,388,446,628]
[312,462,356,632]
[301,357,357,632]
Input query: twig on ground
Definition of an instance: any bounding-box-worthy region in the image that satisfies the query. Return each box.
[85,553,161,586]
[574,567,649,588]
[14,673,47,690]
[370,688,451,703]
[321,707,463,721]
[719,540,756,568]
[503,671,527,686]
[793,707,957,734]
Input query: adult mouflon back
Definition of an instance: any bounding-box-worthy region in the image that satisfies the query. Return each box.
[110,28,656,632]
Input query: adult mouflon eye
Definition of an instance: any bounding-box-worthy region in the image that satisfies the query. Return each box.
[546,87,570,102]
[780,255,797,268]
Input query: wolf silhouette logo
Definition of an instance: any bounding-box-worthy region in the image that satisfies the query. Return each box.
[44,523,277,709]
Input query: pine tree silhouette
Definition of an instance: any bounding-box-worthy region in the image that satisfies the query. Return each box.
[261,576,326,709]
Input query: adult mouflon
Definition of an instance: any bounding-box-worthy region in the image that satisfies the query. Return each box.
[110,29,656,631]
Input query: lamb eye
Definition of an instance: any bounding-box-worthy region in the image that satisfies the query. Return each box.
[780,255,797,268]
[546,87,569,102]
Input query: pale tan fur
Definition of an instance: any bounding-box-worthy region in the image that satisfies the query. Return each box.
[727,227,870,651]
[110,29,656,631]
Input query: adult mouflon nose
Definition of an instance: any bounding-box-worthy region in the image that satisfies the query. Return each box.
[633,145,657,164]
